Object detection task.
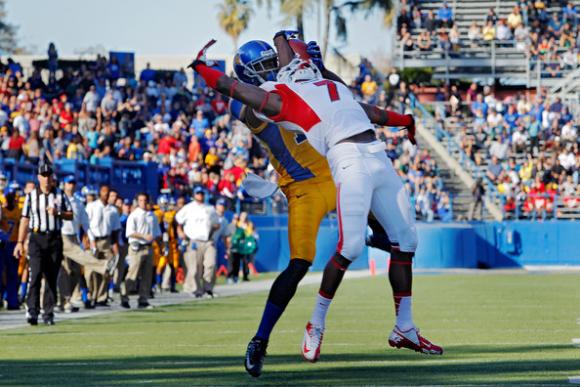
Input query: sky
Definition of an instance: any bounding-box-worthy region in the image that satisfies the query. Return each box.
[5,0,394,58]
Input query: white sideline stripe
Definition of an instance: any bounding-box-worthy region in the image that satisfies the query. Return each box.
[0,271,369,331]
[524,265,580,272]
[569,376,580,384]
[572,338,580,347]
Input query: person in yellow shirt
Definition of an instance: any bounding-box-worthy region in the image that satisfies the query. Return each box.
[483,21,496,41]
[361,74,378,101]
[204,146,220,167]
[0,184,22,309]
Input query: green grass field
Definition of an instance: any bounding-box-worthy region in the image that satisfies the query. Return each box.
[1,273,579,386]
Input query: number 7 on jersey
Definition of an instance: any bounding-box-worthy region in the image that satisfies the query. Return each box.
[314,80,340,102]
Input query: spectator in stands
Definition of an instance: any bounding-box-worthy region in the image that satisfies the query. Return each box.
[514,22,530,50]
[397,8,412,36]
[508,6,524,30]
[486,8,498,25]
[496,19,513,43]
[412,6,422,29]
[417,31,432,51]
[140,63,156,82]
[468,22,483,47]
[483,20,496,42]
[83,85,100,114]
[361,74,378,102]
[437,2,453,28]
[449,25,461,52]
[549,12,565,39]
[424,10,438,36]
[403,32,415,52]
[468,178,486,220]
[7,129,24,160]
[487,156,503,183]
[563,1,577,26]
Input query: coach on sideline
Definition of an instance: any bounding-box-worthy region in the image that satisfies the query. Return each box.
[59,175,118,312]
[13,161,73,325]
[176,186,220,298]
[122,192,161,309]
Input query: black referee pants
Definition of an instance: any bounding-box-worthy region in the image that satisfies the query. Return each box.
[27,232,63,320]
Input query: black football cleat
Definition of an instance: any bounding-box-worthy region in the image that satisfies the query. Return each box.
[245,336,268,378]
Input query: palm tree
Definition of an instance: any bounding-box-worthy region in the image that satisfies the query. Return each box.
[256,0,315,38]
[333,0,393,39]
[217,0,254,53]
[328,0,393,58]
[0,0,21,54]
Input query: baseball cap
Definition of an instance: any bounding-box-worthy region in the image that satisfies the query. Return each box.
[216,198,227,206]
[123,198,132,206]
[38,161,53,176]
[194,186,205,195]
[63,175,76,184]
[0,172,6,180]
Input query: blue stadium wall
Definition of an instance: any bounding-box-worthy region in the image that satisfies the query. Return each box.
[246,216,580,272]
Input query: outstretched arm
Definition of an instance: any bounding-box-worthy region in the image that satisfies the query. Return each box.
[273,32,295,68]
[360,103,416,144]
[188,40,282,117]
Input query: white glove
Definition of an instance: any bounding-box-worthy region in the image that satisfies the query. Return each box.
[242,173,280,199]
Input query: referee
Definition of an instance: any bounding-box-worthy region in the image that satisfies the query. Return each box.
[13,161,73,325]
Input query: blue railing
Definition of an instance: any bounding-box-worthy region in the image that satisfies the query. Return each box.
[410,94,503,214]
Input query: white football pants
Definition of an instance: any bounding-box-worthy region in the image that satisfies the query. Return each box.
[327,141,418,261]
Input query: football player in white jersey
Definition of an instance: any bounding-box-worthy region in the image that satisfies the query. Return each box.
[189,34,442,363]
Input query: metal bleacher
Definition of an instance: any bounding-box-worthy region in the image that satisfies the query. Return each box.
[423,101,580,220]
[394,0,580,87]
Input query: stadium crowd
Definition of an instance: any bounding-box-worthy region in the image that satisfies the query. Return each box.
[0,53,447,221]
[397,0,580,75]
[434,83,579,219]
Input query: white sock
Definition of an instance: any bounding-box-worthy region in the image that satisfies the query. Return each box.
[310,293,332,327]
[395,295,414,331]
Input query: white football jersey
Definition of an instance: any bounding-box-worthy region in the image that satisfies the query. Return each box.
[256,79,374,156]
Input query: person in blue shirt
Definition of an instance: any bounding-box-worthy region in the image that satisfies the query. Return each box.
[140,63,156,83]
[471,94,488,117]
[437,2,454,28]
[132,139,144,161]
[190,110,209,138]
[548,12,563,38]
[504,105,519,130]
[563,2,577,26]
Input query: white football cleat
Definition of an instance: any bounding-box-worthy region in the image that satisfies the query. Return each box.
[301,321,325,362]
[388,325,443,355]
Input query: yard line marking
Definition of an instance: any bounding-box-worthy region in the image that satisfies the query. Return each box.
[569,376,580,384]
[572,338,580,348]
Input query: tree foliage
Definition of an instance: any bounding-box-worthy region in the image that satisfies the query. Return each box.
[217,0,254,52]
[0,0,20,54]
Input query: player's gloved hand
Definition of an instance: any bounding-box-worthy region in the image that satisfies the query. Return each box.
[228,98,245,120]
[306,41,325,71]
[274,30,300,40]
[188,39,217,71]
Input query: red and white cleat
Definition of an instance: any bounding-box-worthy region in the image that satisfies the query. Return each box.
[388,326,443,355]
[301,321,325,362]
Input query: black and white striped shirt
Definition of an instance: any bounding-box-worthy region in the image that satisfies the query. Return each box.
[22,188,72,232]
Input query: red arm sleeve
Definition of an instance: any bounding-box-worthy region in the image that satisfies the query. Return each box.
[192,63,283,117]
[194,63,225,89]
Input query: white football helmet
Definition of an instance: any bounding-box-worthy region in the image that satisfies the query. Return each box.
[276,57,322,83]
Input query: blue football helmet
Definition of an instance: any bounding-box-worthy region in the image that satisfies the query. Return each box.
[233,40,279,85]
